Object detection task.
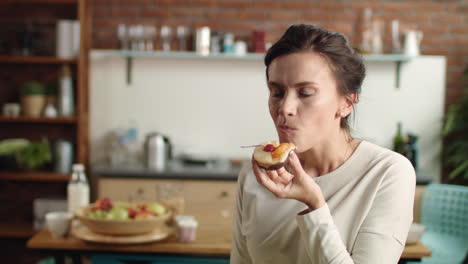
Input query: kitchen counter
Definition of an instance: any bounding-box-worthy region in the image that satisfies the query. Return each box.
[92,163,432,184]
[92,161,242,181]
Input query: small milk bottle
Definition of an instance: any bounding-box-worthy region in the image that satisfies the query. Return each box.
[67,163,90,213]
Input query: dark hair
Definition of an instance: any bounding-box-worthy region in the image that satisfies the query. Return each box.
[264,24,366,132]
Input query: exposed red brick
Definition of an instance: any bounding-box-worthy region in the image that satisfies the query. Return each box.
[313,2,349,11]
[270,10,304,21]
[320,22,353,36]
[88,0,466,112]
[172,7,205,18]
[380,2,413,12]
[190,0,216,7]
[447,55,464,67]
[204,8,238,20]
[432,14,464,24]
[304,11,357,22]
[238,10,270,21]
[217,0,251,9]
[282,1,311,9]
[250,1,282,9]
[421,46,450,56]
[142,8,170,18]
[419,25,449,36]
[452,25,468,35]
[414,3,445,12]
[221,21,256,32]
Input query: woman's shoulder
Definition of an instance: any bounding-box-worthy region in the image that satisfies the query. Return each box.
[358,140,415,181]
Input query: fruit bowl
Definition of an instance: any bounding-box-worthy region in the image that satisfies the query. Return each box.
[74,200,172,236]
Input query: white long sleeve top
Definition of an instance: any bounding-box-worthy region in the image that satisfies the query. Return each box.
[230,140,416,264]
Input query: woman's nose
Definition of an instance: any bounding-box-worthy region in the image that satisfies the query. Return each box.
[278,95,297,117]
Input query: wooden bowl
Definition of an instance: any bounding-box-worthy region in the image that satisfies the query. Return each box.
[74,204,172,236]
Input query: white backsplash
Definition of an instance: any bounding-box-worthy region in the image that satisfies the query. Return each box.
[90,52,445,181]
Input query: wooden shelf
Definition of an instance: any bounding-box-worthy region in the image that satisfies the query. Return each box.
[0,222,35,238]
[0,116,77,124]
[0,56,77,64]
[0,172,70,182]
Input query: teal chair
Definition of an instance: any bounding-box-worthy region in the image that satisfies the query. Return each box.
[409,184,468,264]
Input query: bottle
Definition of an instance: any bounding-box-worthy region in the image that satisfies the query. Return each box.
[67,163,90,213]
[54,139,73,173]
[393,122,405,154]
[58,64,74,117]
[359,8,373,54]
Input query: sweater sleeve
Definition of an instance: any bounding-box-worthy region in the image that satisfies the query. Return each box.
[230,165,253,264]
[296,157,416,264]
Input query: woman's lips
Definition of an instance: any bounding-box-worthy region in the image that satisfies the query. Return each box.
[278,125,297,134]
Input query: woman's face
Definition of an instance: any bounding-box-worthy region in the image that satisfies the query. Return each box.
[267,52,349,153]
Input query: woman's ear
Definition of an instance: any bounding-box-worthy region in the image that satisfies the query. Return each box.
[339,93,358,117]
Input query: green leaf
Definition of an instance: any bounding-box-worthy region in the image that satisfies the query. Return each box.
[448,160,468,179]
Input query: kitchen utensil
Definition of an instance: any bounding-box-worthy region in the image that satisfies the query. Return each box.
[175,215,198,243]
[160,25,172,51]
[54,139,73,173]
[235,40,247,55]
[403,30,423,56]
[145,132,172,171]
[118,24,129,50]
[391,20,401,54]
[45,211,73,237]
[223,32,234,53]
[176,26,189,51]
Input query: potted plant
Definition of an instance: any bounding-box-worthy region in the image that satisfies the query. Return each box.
[0,138,52,171]
[442,67,468,185]
[16,140,52,170]
[20,81,47,117]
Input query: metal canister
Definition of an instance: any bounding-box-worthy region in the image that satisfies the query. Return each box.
[145,132,172,171]
[54,139,73,173]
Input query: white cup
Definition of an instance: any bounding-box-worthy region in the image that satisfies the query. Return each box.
[45,211,73,238]
[2,103,21,117]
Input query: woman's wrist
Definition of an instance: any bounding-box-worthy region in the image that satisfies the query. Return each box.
[304,198,326,211]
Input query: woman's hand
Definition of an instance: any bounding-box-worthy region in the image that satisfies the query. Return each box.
[252,151,326,210]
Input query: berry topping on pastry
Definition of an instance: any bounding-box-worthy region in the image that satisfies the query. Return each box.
[253,141,296,170]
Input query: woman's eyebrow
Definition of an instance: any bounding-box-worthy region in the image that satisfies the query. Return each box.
[267,81,284,88]
[294,81,317,87]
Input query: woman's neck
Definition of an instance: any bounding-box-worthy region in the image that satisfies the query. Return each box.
[298,131,357,177]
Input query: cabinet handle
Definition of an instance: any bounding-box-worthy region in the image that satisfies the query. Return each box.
[220,191,228,197]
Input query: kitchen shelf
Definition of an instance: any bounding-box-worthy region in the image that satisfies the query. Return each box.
[0,116,77,124]
[91,49,413,88]
[0,172,70,182]
[0,55,77,64]
[92,49,265,61]
[0,222,35,238]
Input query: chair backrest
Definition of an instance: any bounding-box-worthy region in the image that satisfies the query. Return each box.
[421,184,468,238]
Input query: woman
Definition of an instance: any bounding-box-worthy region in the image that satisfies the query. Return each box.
[231,24,415,264]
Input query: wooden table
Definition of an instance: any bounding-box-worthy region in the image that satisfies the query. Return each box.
[27,225,431,263]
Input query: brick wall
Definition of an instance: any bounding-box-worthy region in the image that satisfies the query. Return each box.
[91,0,467,106]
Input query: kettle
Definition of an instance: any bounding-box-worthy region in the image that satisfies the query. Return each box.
[403,30,423,56]
[144,132,172,171]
